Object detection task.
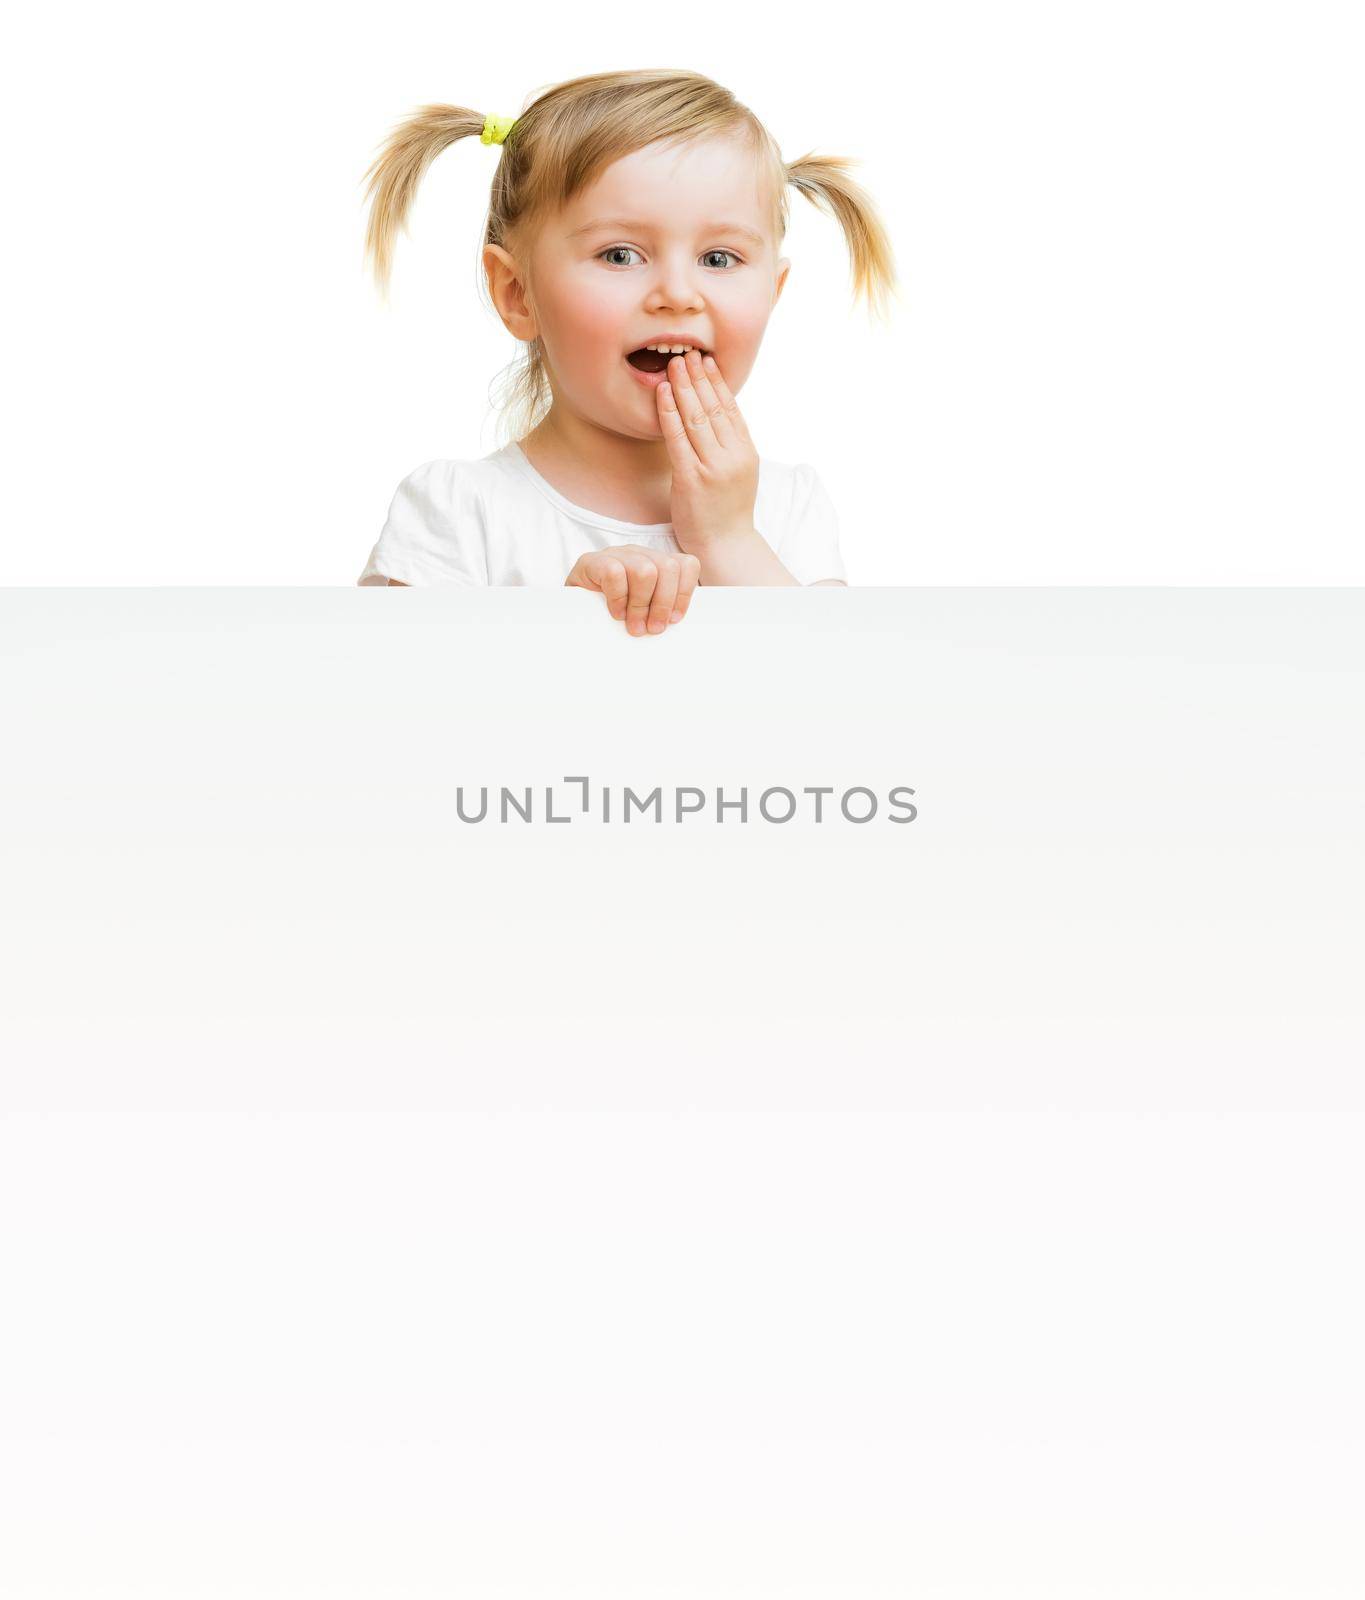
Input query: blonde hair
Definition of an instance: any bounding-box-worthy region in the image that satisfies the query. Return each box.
[361,68,900,447]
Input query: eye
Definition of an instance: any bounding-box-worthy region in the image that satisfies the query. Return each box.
[595,246,744,270]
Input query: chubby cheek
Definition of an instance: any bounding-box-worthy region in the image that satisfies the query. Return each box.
[541,273,632,391]
[711,304,771,392]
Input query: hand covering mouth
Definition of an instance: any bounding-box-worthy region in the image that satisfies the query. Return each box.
[626,345,710,373]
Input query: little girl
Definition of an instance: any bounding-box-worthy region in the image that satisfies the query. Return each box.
[356,68,898,635]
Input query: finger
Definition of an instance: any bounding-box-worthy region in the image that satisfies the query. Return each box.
[623,559,659,636]
[700,354,753,447]
[655,374,697,464]
[670,554,702,623]
[667,351,721,457]
[593,556,629,620]
[682,349,738,449]
[646,557,681,634]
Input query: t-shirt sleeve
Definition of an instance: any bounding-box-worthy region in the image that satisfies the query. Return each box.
[779,464,849,585]
[356,460,489,587]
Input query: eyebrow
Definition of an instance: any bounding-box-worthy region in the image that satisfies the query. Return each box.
[567,217,767,247]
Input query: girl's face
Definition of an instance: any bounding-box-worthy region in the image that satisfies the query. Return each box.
[506,134,790,439]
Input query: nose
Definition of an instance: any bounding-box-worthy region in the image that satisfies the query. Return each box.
[643,250,706,314]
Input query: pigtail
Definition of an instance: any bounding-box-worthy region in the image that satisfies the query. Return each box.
[784,152,900,325]
[360,104,492,301]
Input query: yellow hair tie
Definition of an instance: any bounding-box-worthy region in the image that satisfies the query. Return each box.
[480,114,516,146]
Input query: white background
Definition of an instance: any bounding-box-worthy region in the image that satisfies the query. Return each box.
[1,0,1361,585]
[3,0,1364,1591]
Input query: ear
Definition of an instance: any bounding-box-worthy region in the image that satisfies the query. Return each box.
[483,244,537,342]
[772,256,792,309]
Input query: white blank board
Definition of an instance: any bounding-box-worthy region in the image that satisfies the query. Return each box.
[2,586,1363,1597]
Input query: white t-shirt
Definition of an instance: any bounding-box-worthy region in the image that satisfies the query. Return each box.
[356,440,847,587]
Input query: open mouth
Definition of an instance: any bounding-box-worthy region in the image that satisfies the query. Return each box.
[626,347,710,373]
